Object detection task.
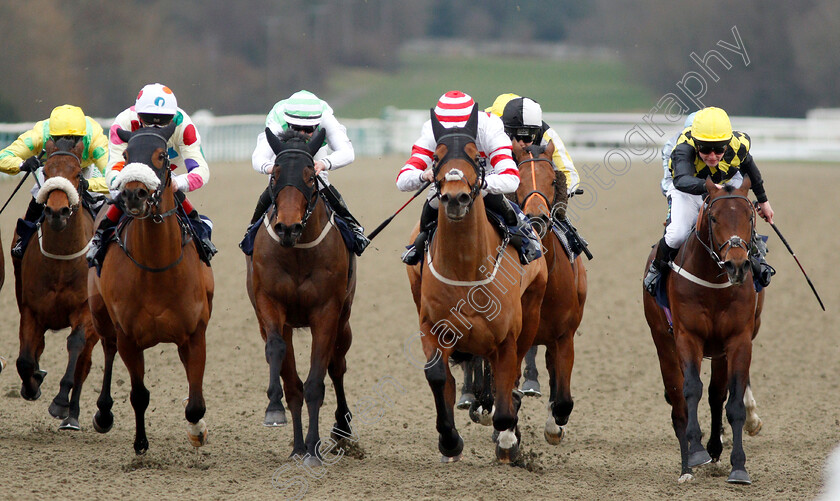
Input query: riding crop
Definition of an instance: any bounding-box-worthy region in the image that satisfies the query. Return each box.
[0,170,31,216]
[755,201,825,311]
[366,180,431,241]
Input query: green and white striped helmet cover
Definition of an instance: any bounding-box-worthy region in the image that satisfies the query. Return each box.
[281,90,325,127]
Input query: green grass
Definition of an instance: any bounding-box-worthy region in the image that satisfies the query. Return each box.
[327,53,655,118]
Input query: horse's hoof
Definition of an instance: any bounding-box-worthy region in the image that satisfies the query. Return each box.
[303,455,322,468]
[59,417,81,431]
[49,401,70,420]
[187,419,208,448]
[93,411,114,434]
[0,355,6,372]
[677,473,695,483]
[688,450,712,468]
[495,430,519,463]
[134,439,149,455]
[727,469,752,485]
[521,380,542,397]
[440,453,463,463]
[544,426,565,445]
[745,418,763,436]
[263,410,287,427]
[439,434,464,459]
[475,405,494,427]
[456,393,475,410]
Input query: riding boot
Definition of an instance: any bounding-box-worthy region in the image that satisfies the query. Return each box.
[644,237,678,296]
[87,217,119,271]
[321,184,370,256]
[11,198,44,259]
[485,194,540,265]
[249,187,273,226]
[401,200,438,265]
[186,209,217,264]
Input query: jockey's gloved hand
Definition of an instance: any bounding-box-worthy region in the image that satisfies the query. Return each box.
[19,156,41,173]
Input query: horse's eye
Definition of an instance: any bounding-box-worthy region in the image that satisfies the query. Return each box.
[433,155,439,163]
[710,215,717,223]
[122,152,128,160]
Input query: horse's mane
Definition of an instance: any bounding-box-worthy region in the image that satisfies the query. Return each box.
[723,184,736,193]
[278,129,312,146]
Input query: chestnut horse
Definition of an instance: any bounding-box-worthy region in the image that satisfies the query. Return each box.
[643,177,763,484]
[246,128,355,465]
[12,138,97,430]
[511,141,587,444]
[88,122,214,454]
[406,107,547,462]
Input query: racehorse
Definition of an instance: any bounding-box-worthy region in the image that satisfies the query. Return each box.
[12,137,97,429]
[246,127,355,465]
[88,122,214,453]
[643,177,763,484]
[510,141,587,444]
[406,107,547,462]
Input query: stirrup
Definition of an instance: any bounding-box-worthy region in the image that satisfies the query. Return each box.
[401,245,422,265]
[643,263,661,296]
[10,240,25,259]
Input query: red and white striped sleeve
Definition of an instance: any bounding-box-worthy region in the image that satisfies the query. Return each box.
[396,121,436,192]
[479,113,519,194]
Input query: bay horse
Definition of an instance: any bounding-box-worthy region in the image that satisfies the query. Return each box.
[643,177,763,484]
[88,122,214,454]
[12,137,98,430]
[406,107,547,462]
[246,127,355,465]
[510,140,587,444]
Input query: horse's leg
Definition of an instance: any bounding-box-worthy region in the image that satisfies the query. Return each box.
[59,317,98,431]
[118,339,150,454]
[724,336,753,484]
[706,356,727,463]
[16,310,47,401]
[675,333,706,482]
[264,324,288,427]
[93,333,118,433]
[327,319,353,445]
[545,335,574,445]
[301,312,342,466]
[469,358,494,426]
[491,336,522,463]
[521,345,541,396]
[49,326,86,420]
[743,383,762,436]
[279,325,305,457]
[178,330,208,448]
[456,360,475,410]
[423,342,462,462]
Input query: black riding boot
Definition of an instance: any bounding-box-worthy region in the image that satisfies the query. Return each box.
[87,216,119,271]
[644,237,678,296]
[484,194,540,264]
[401,200,438,265]
[186,209,217,264]
[10,198,44,259]
[250,187,273,226]
[321,184,369,256]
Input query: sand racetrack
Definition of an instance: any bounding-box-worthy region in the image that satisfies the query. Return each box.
[0,157,838,500]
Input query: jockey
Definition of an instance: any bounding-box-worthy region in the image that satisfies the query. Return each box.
[489,93,580,198]
[248,89,369,255]
[397,90,540,266]
[643,106,775,295]
[660,112,697,196]
[87,83,216,269]
[0,104,110,259]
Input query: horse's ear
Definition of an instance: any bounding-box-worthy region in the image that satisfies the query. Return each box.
[463,104,479,139]
[44,138,57,156]
[265,127,283,154]
[511,136,524,159]
[544,139,555,158]
[159,121,177,142]
[73,136,85,158]
[430,108,446,141]
[704,176,717,194]
[740,173,752,193]
[307,127,326,157]
[116,127,132,144]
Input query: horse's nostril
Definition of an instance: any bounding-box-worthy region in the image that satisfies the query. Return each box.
[457,193,471,205]
[440,193,451,204]
[60,207,71,217]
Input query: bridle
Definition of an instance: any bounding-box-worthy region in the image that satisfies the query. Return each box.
[432,132,484,205]
[266,149,320,231]
[45,148,84,217]
[514,149,558,215]
[695,193,755,269]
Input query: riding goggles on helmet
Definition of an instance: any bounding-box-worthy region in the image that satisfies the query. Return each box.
[506,126,540,144]
[696,140,728,155]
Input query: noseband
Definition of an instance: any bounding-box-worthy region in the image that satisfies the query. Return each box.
[696,193,755,268]
[433,132,484,203]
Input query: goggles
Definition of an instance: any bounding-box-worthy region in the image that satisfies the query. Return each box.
[290,124,317,134]
[697,141,728,155]
[506,127,539,144]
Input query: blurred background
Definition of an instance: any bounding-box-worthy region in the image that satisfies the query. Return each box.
[1,0,838,121]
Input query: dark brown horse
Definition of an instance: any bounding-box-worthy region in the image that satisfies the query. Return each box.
[511,141,587,444]
[406,108,547,462]
[643,177,763,484]
[88,122,214,453]
[12,138,97,430]
[246,127,355,465]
